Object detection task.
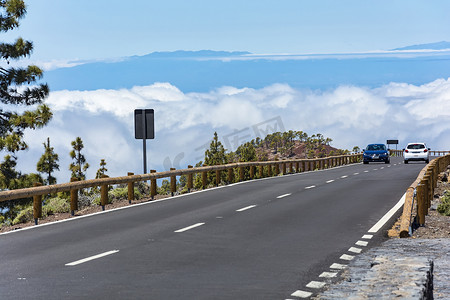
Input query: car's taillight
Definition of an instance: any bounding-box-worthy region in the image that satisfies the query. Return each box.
[405,149,409,153]
[424,149,428,152]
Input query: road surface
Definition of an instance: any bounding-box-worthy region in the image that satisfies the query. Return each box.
[0,157,426,299]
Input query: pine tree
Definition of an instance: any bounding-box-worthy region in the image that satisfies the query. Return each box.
[95,159,107,179]
[36,137,59,185]
[204,132,227,166]
[204,132,227,185]
[0,154,19,189]
[69,137,89,180]
[0,1,51,154]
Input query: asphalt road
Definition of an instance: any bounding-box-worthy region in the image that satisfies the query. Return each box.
[0,157,426,299]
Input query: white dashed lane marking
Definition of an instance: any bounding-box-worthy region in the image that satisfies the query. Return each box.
[174,223,205,233]
[65,250,120,266]
[348,247,362,254]
[356,240,368,247]
[326,180,334,183]
[340,175,348,178]
[353,172,359,175]
[277,193,292,199]
[362,234,373,239]
[305,185,316,189]
[340,254,355,261]
[364,170,369,173]
[236,205,257,212]
[330,263,347,270]
[290,290,313,298]
[306,281,326,289]
[319,271,337,278]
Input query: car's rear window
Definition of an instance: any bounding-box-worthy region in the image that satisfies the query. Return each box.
[367,144,386,151]
[407,144,425,149]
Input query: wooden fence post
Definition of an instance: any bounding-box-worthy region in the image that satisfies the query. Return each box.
[249,165,254,179]
[228,167,234,184]
[216,169,221,186]
[187,165,193,192]
[33,182,43,225]
[268,164,272,177]
[127,172,134,204]
[296,161,300,173]
[417,183,426,226]
[239,166,244,181]
[150,170,157,200]
[170,168,176,196]
[202,165,207,189]
[100,175,109,211]
[259,165,264,178]
[70,177,78,216]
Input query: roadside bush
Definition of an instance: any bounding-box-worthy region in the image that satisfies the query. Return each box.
[12,206,33,225]
[93,187,141,205]
[437,191,450,216]
[109,187,141,202]
[43,197,70,215]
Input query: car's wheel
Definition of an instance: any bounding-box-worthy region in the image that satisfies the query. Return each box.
[385,159,390,164]
[404,160,408,164]
[425,159,429,163]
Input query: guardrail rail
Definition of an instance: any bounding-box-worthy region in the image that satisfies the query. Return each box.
[0,154,362,225]
[398,153,450,237]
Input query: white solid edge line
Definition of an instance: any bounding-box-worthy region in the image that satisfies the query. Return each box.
[368,193,405,233]
[65,250,119,266]
[236,205,257,212]
[277,193,292,199]
[174,222,205,233]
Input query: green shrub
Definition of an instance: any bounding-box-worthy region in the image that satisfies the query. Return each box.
[43,197,70,215]
[437,192,450,216]
[93,187,141,205]
[12,206,33,225]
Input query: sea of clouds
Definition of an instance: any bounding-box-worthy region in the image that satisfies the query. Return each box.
[16,78,450,183]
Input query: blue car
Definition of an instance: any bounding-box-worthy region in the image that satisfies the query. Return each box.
[363,144,390,164]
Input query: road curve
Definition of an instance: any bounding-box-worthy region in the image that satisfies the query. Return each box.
[0,157,426,299]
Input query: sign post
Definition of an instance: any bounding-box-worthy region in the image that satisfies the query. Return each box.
[386,139,399,150]
[134,109,155,174]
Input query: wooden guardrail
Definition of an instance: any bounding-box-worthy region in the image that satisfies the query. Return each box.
[0,154,362,225]
[399,154,450,237]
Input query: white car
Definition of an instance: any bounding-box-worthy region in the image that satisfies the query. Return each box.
[403,143,430,164]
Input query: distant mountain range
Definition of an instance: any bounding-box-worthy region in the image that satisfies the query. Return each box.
[42,42,450,93]
[393,41,450,51]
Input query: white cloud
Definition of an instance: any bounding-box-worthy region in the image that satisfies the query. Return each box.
[12,79,450,183]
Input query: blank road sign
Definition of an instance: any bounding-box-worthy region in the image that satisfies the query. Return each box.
[134,109,154,139]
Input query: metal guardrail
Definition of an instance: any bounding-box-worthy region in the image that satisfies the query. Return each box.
[390,149,450,157]
[399,154,450,237]
[0,154,362,225]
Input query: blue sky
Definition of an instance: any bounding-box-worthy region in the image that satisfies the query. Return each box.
[3,1,450,181]
[7,0,450,61]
